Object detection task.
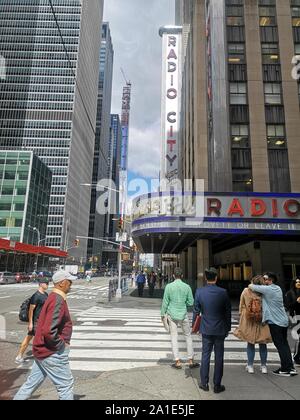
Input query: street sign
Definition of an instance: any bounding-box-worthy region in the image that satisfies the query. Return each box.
[116,233,128,242]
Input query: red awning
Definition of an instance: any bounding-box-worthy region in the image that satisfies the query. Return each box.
[0,238,68,258]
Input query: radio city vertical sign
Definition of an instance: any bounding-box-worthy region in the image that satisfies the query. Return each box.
[159,26,182,182]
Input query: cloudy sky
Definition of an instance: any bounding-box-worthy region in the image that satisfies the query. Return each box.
[103,0,175,185]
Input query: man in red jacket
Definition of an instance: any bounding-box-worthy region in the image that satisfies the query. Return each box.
[14,270,77,400]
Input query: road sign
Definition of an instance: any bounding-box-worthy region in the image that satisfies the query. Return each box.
[116,233,128,242]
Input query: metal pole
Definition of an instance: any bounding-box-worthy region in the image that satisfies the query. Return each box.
[116,242,122,299]
[35,228,40,271]
[116,174,126,300]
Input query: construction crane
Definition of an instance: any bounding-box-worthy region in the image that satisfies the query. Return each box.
[121,67,130,85]
[120,68,132,173]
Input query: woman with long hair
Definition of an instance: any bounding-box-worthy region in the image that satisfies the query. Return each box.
[234,275,272,374]
[285,278,300,366]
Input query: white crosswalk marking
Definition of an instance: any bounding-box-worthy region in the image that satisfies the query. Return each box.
[69,306,280,373]
[68,285,109,300]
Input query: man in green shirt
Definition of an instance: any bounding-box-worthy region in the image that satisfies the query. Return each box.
[161,267,199,369]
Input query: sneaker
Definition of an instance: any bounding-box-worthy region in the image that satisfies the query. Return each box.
[272,368,291,377]
[171,362,182,370]
[188,362,200,369]
[289,368,298,376]
[246,365,254,374]
[261,366,268,374]
[15,356,24,364]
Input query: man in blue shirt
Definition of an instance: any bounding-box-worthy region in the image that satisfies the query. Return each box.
[249,272,298,377]
[136,271,146,297]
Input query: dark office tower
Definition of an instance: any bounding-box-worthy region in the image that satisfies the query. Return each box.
[87,22,114,263]
[0,0,104,260]
[102,114,122,268]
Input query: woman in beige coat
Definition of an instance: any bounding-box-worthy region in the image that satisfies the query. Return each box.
[234,275,272,374]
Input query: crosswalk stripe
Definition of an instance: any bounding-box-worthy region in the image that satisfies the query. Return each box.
[70,339,277,350]
[64,306,281,373]
[69,349,280,362]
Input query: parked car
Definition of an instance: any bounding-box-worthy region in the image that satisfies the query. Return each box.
[0,272,15,285]
[38,271,53,279]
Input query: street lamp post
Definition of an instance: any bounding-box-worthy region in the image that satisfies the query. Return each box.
[80,182,128,300]
[28,225,41,271]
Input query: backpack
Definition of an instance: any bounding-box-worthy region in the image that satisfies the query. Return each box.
[19,297,31,323]
[247,295,262,323]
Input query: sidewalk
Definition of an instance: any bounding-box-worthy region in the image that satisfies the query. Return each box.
[34,290,300,401]
[3,289,299,400]
[33,364,300,401]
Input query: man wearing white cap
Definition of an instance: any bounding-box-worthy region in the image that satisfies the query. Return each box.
[14,270,77,400]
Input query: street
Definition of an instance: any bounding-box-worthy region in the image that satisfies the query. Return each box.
[1,282,300,400]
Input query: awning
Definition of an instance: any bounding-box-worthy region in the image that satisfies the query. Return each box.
[0,238,68,258]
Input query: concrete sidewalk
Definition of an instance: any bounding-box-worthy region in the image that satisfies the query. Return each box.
[32,290,300,401]
[3,289,299,400]
[32,363,300,400]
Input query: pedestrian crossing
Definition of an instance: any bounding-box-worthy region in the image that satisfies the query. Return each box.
[68,285,109,301]
[0,283,109,301]
[68,306,280,373]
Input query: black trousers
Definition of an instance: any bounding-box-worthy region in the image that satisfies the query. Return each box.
[269,324,294,371]
[149,284,155,297]
[200,335,226,387]
[137,283,144,297]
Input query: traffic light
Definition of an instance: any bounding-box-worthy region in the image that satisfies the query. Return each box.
[118,217,124,231]
[74,239,80,247]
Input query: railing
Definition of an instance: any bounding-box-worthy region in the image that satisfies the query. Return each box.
[108,276,129,302]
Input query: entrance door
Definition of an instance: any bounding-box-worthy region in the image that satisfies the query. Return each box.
[283,256,300,291]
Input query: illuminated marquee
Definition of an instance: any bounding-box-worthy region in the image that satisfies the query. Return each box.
[159,27,182,182]
[132,193,300,235]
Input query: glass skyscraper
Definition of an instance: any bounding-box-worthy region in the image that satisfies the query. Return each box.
[0,150,51,244]
[0,0,103,259]
[88,22,114,261]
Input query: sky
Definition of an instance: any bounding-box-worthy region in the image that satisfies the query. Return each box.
[103,0,175,189]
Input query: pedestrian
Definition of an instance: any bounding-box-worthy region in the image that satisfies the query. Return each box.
[249,272,298,377]
[194,267,231,394]
[148,271,157,297]
[136,271,146,297]
[158,272,163,290]
[285,277,300,366]
[131,271,136,288]
[161,267,199,370]
[86,270,92,283]
[14,270,77,400]
[15,279,50,364]
[234,275,272,374]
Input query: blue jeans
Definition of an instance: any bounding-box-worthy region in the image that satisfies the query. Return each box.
[14,348,74,400]
[247,343,268,366]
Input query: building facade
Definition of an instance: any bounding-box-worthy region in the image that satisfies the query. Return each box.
[0,0,103,260]
[0,150,51,244]
[87,22,114,262]
[102,114,122,269]
[132,0,300,294]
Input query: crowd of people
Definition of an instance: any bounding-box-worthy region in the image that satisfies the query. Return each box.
[12,266,300,399]
[132,270,170,297]
[161,268,300,394]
